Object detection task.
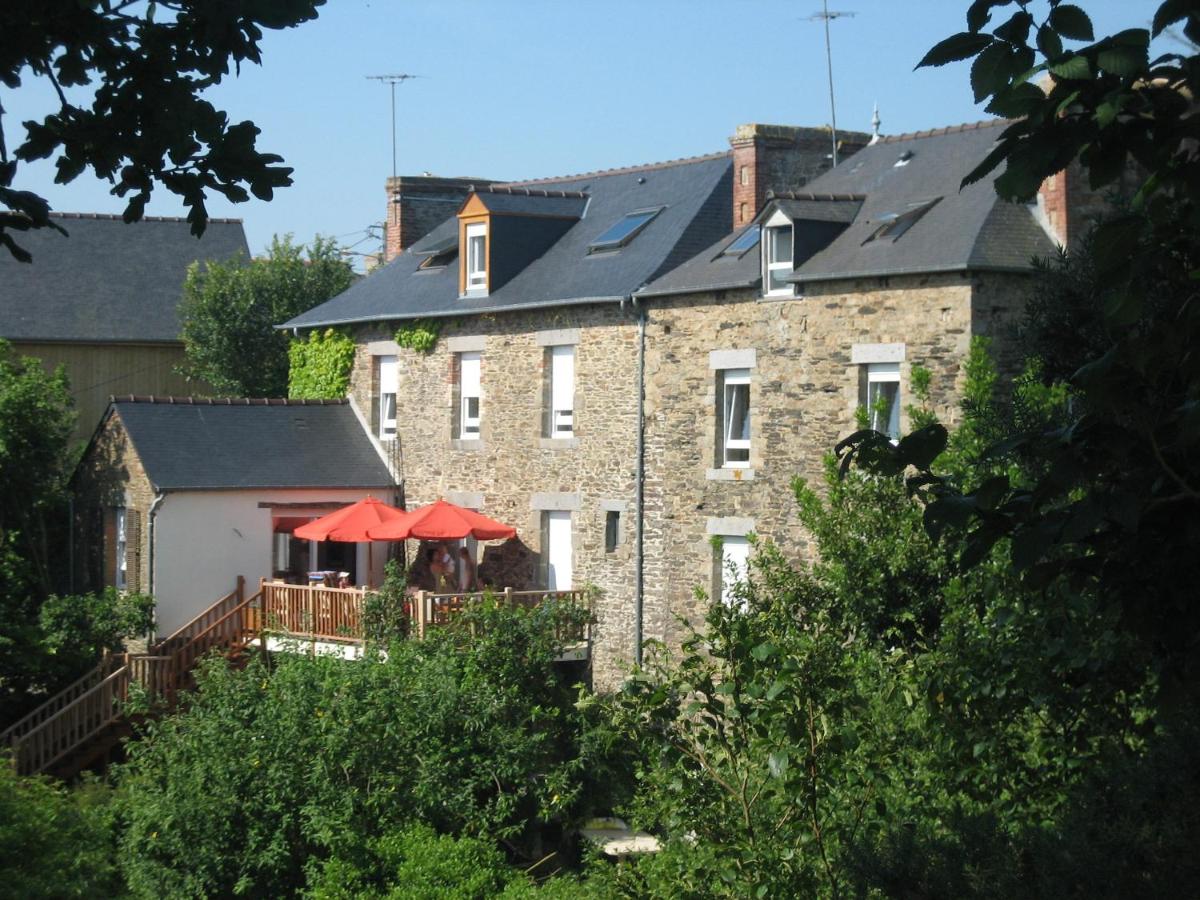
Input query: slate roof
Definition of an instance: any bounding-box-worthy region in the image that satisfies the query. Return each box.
[282,153,733,328]
[107,397,393,491]
[470,187,590,218]
[638,119,1058,297]
[0,213,249,343]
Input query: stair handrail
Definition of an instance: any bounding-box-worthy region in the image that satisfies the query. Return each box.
[167,589,262,685]
[10,663,131,776]
[150,576,244,654]
[0,651,124,747]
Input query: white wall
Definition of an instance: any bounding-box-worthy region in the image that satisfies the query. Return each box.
[152,488,391,636]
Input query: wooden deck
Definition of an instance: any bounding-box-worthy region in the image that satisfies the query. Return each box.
[257,580,591,646]
[4,578,590,777]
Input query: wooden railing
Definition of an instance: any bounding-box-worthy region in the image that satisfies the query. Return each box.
[0,653,124,751]
[260,582,364,643]
[259,581,590,645]
[6,580,260,777]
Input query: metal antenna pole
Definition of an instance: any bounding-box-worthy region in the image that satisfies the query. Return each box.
[366,74,422,181]
[808,3,855,166]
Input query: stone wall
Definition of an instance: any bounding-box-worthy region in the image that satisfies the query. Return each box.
[72,410,157,597]
[348,305,643,687]
[347,271,1031,688]
[639,271,1031,653]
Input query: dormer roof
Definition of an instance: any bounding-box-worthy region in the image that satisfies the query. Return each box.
[281,152,732,328]
[637,118,1057,298]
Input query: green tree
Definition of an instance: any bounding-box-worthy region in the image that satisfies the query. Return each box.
[0,767,123,899]
[0,0,328,262]
[117,601,599,898]
[178,235,354,398]
[839,0,1200,678]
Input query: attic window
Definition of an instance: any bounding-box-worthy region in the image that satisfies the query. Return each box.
[862,198,941,245]
[894,150,915,167]
[588,207,664,254]
[418,248,457,270]
[720,225,761,258]
[465,222,487,290]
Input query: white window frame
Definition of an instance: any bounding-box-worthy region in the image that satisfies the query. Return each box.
[550,345,574,437]
[378,355,397,439]
[721,368,751,468]
[465,222,487,291]
[867,362,901,441]
[717,534,751,608]
[115,507,127,591]
[459,351,481,438]
[763,211,795,297]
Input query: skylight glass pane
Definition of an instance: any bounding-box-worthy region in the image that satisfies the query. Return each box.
[722,226,761,256]
[588,208,662,252]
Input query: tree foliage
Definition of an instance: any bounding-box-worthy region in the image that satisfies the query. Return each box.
[117,602,603,898]
[0,0,327,262]
[178,235,354,398]
[840,0,1200,682]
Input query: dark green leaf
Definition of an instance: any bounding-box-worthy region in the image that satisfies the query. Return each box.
[917,32,994,69]
[1049,4,1095,41]
[1049,53,1092,79]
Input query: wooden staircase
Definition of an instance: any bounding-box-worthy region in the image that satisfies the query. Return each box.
[1,577,262,779]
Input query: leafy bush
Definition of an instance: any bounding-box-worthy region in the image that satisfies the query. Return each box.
[394,319,442,354]
[37,588,153,682]
[117,602,607,897]
[361,558,410,647]
[0,767,123,899]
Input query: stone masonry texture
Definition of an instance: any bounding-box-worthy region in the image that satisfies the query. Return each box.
[351,269,1030,690]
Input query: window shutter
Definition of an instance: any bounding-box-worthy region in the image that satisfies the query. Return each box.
[126,509,142,593]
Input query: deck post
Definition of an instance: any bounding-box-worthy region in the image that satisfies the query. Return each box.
[416,590,426,639]
[504,586,513,609]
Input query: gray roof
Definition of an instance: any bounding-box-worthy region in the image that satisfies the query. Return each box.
[0,213,249,343]
[471,187,589,218]
[108,397,393,491]
[282,153,733,328]
[638,120,1058,297]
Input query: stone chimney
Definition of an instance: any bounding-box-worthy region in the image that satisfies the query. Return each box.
[729,124,872,228]
[384,175,496,262]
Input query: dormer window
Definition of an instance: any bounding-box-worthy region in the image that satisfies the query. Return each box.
[588,207,664,254]
[465,222,487,290]
[763,213,794,296]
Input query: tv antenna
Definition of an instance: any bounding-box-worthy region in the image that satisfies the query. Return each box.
[366,74,422,180]
[807,2,856,166]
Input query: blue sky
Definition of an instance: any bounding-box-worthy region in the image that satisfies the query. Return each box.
[6,1,1163,266]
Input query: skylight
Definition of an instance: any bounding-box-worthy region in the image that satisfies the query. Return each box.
[588,207,664,254]
[862,198,941,245]
[418,248,456,270]
[720,225,761,258]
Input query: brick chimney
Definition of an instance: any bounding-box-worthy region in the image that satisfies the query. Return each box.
[1035,159,1138,252]
[729,124,872,228]
[384,175,496,262]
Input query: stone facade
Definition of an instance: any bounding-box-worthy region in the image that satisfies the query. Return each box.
[71,410,156,596]
[348,305,644,686]
[638,272,1030,652]
[349,270,1031,688]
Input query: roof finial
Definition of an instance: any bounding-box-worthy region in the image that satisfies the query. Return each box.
[870,102,882,144]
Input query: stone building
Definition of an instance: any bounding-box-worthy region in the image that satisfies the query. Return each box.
[284,122,870,685]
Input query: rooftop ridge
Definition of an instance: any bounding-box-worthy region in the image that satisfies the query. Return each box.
[39,211,245,225]
[766,191,867,202]
[500,149,732,188]
[875,117,1011,144]
[111,395,347,406]
[472,185,589,199]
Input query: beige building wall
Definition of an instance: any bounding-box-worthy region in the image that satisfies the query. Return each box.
[16,341,211,446]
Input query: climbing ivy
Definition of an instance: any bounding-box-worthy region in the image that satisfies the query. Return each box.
[394,319,442,354]
[288,329,356,399]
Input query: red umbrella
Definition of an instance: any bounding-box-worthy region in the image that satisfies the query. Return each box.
[294,496,409,542]
[366,498,516,541]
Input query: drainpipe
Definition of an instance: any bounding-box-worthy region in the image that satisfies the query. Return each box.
[68,497,75,593]
[633,296,647,668]
[147,493,166,636]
